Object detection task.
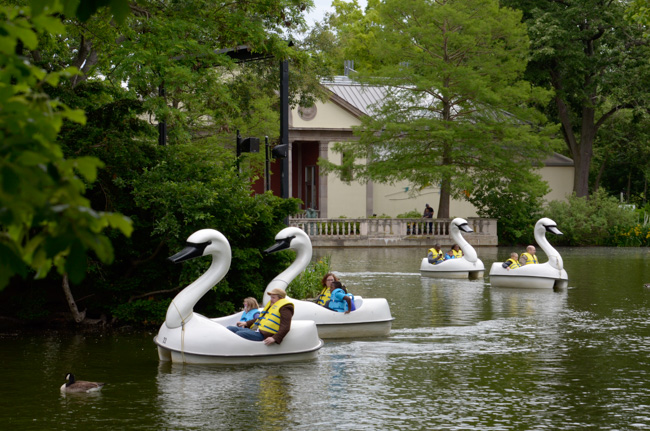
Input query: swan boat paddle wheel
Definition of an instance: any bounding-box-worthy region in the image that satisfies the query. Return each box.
[249,227,394,339]
[488,218,569,289]
[419,218,485,279]
[154,229,323,365]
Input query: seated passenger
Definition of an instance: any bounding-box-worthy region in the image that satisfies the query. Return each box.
[519,245,539,266]
[326,281,355,314]
[502,252,521,270]
[427,244,445,265]
[316,273,338,306]
[228,288,294,345]
[239,297,260,324]
[450,244,463,258]
[226,297,260,333]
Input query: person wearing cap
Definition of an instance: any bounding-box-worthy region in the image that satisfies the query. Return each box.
[228,288,294,345]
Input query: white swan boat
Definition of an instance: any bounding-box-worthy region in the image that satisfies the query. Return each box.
[258,227,394,338]
[154,229,323,365]
[488,217,569,289]
[419,218,485,279]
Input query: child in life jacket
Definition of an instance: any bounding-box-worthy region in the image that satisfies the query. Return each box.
[502,252,521,270]
[326,281,355,313]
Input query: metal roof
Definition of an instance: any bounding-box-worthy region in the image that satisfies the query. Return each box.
[321,76,388,116]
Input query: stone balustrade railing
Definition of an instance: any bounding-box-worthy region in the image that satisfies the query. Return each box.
[287,217,498,248]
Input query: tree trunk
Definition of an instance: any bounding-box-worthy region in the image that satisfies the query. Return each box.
[438,177,451,218]
[552,69,597,199]
[593,152,608,193]
[627,171,632,203]
[62,274,86,323]
[573,105,596,198]
[573,141,593,198]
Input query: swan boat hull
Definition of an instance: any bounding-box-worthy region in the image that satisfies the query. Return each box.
[155,313,323,365]
[488,217,569,290]
[213,297,394,339]
[292,297,393,338]
[419,257,485,279]
[261,226,394,339]
[488,262,568,289]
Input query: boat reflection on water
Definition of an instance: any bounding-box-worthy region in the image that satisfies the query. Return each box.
[487,285,569,319]
[155,362,314,430]
[419,276,488,327]
[419,275,568,324]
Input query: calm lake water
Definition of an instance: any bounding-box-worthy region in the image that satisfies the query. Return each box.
[2,247,650,430]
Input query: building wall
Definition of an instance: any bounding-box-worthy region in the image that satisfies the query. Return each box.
[291,100,361,129]
[324,161,575,219]
[540,166,574,203]
[290,96,575,219]
[370,182,479,219]
[325,144,366,217]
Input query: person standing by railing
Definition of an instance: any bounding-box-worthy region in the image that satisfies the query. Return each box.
[422,204,434,234]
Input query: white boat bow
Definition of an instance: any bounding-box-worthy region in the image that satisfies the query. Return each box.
[155,229,323,364]
[420,218,485,279]
[261,227,394,338]
[488,217,569,289]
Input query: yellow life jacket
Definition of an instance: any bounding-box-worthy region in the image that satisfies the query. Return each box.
[521,252,538,265]
[251,298,291,334]
[428,248,444,262]
[505,258,521,269]
[316,287,331,306]
[452,249,463,258]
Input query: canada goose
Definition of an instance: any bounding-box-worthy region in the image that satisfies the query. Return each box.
[60,373,105,393]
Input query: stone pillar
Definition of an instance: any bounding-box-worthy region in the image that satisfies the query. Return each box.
[366,180,374,217]
[318,140,328,218]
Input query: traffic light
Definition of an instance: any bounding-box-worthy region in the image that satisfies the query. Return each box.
[240,137,259,153]
[271,144,288,159]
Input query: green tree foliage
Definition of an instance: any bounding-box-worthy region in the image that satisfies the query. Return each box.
[300,0,381,75]
[546,189,637,246]
[592,109,650,207]
[626,0,650,29]
[1,0,317,323]
[319,0,557,218]
[128,142,300,319]
[467,172,549,245]
[287,255,331,300]
[502,0,650,198]
[0,3,132,290]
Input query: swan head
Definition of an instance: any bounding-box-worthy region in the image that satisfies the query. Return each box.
[264,227,312,255]
[536,218,563,236]
[451,218,473,234]
[168,229,231,263]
